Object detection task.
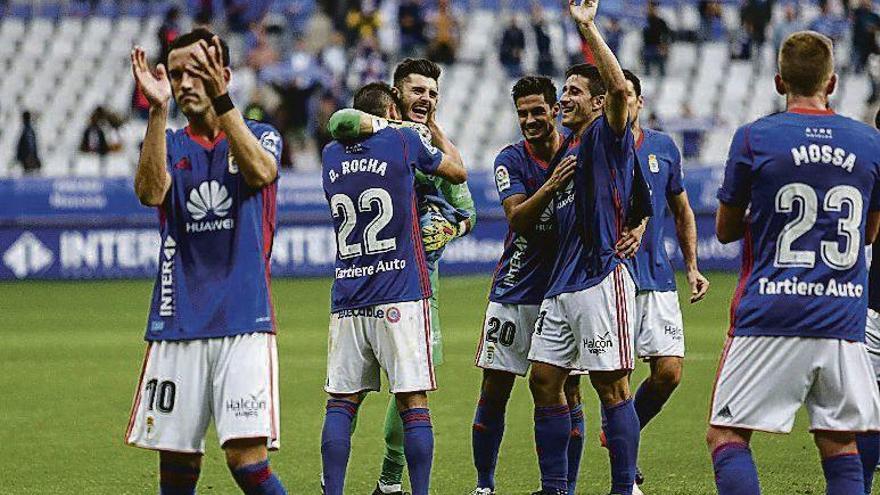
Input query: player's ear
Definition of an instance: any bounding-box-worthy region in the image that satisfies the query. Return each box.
[551,102,560,119]
[391,86,402,99]
[826,73,838,97]
[592,94,605,112]
[223,67,232,84]
[637,95,644,110]
[774,74,786,96]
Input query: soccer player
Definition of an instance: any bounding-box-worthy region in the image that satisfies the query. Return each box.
[124,29,287,495]
[622,69,710,486]
[527,1,653,494]
[470,76,582,495]
[327,58,475,495]
[708,31,880,495]
[319,82,467,495]
[856,108,880,495]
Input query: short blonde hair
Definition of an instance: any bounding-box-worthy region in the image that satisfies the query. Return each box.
[778,31,834,97]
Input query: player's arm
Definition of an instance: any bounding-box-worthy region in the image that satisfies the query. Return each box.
[131,47,171,207]
[505,156,576,235]
[189,37,277,189]
[867,212,880,245]
[616,158,653,258]
[570,0,628,134]
[427,113,466,171]
[327,108,396,140]
[669,191,710,302]
[438,179,476,235]
[716,125,753,244]
[434,156,467,184]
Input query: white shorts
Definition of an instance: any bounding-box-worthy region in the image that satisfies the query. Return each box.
[866,309,880,379]
[326,299,436,395]
[529,265,637,372]
[634,290,685,358]
[475,302,541,376]
[710,335,880,433]
[125,332,281,453]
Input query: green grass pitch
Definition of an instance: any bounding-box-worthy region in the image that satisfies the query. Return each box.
[0,273,839,494]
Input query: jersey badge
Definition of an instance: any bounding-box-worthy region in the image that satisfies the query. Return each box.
[648,154,660,173]
[496,166,511,192]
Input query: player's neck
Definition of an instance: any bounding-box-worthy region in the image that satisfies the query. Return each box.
[785,95,829,114]
[530,130,562,162]
[632,122,643,142]
[186,111,222,142]
[572,112,601,137]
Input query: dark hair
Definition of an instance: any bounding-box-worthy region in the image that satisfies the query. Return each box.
[167,28,230,67]
[564,64,606,96]
[511,76,558,105]
[353,82,401,117]
[875,106,880,129]
[623,69,642,96]
[393,58,442,88]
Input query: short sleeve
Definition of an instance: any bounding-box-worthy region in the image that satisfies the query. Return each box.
[716,125,753,208]
[666,138,684,197]
[494,149,527,202]
[250,123,283,166]
[401,127,443,175]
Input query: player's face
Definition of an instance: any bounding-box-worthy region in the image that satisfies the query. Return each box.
[167,45,213,116]
[515,94,558,143]
[560,75,599,129]
[396,74,439,124]
[625,79,644,125]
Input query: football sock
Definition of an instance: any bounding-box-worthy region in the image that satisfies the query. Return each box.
[231,460,287,495]
[159,460,200,495]
[857,432,879,494]
[321,399,360,495]
[567,404,585,495]
[472,394,507,490]
[379,395,406,492]
[401,408,434,495]
[634,379,668,430]
[822,453,864,495]
[603,399,639,495]
[712,442,760,495]
[534,404,571,492]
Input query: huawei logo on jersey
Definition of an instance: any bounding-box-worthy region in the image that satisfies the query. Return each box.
[185,181,235,233]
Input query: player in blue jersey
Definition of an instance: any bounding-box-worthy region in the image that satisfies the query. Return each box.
[708,31,880,495]
[527,2,653,495]
[857,108,880,495]
[616,69,710,489]
[469,76,582,495]
[319,82,466,495]
[124,29,287,495]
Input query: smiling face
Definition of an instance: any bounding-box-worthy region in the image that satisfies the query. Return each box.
[515,94,558,144]
[395,73,439,124]
[560,74,600,130]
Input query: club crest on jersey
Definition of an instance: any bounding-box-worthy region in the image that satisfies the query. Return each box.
[386,306,401,323]
[495,166,511,192]
[227,152,238,174]
[648,154,660,173]
[259,130,281,158]
[185,181,235,233]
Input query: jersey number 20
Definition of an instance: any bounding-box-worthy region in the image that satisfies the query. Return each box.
[775,183,862,270]
[331,188,396,259]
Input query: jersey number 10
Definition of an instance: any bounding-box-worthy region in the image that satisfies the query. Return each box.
[331,188,397,259]
[775,183,862,270]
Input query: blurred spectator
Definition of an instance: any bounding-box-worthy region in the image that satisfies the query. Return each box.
[245,22,279,71]
[399,0,428,58]
[603,17,624,57]
[319,31,349,81]
[500,17,526,78]
[646,112,661,131]
[225,0,273,34]
[349,35,389,90]
[345,0,382,47]
[697,0,726,41]
[16,111,41,175]
[853,0,880,102]
[774,4,803,53]
[157,7,181,66]
[313,91,340,154]
[643,2,672,76]
[194,0,213,23]
[426,0,459,64]
[740,0,773,59]
[809,2,846,44]
[562,7,587,66]
[532,4,557,76]
[80,108,109,156]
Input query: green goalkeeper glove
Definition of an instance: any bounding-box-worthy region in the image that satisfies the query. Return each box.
[422,204,467,252]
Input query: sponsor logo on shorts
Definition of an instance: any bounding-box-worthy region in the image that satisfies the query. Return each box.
[337,307,387,319]
[146,416,156,438]
[584,332,614,355]
[664,325,683,341]
[717,405,733,419]
[226,393,267,419]
[386,306,401,323]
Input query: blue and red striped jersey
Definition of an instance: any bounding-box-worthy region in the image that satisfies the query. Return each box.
[145,120,282,341]
[718,108,880,341]
[322,127,442,312]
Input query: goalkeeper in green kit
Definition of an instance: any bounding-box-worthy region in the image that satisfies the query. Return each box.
[326,58,476,495]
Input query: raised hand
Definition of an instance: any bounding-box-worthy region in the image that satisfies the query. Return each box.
[130,46,171,109]
[569,0,598,25]
[187,36,228,99]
